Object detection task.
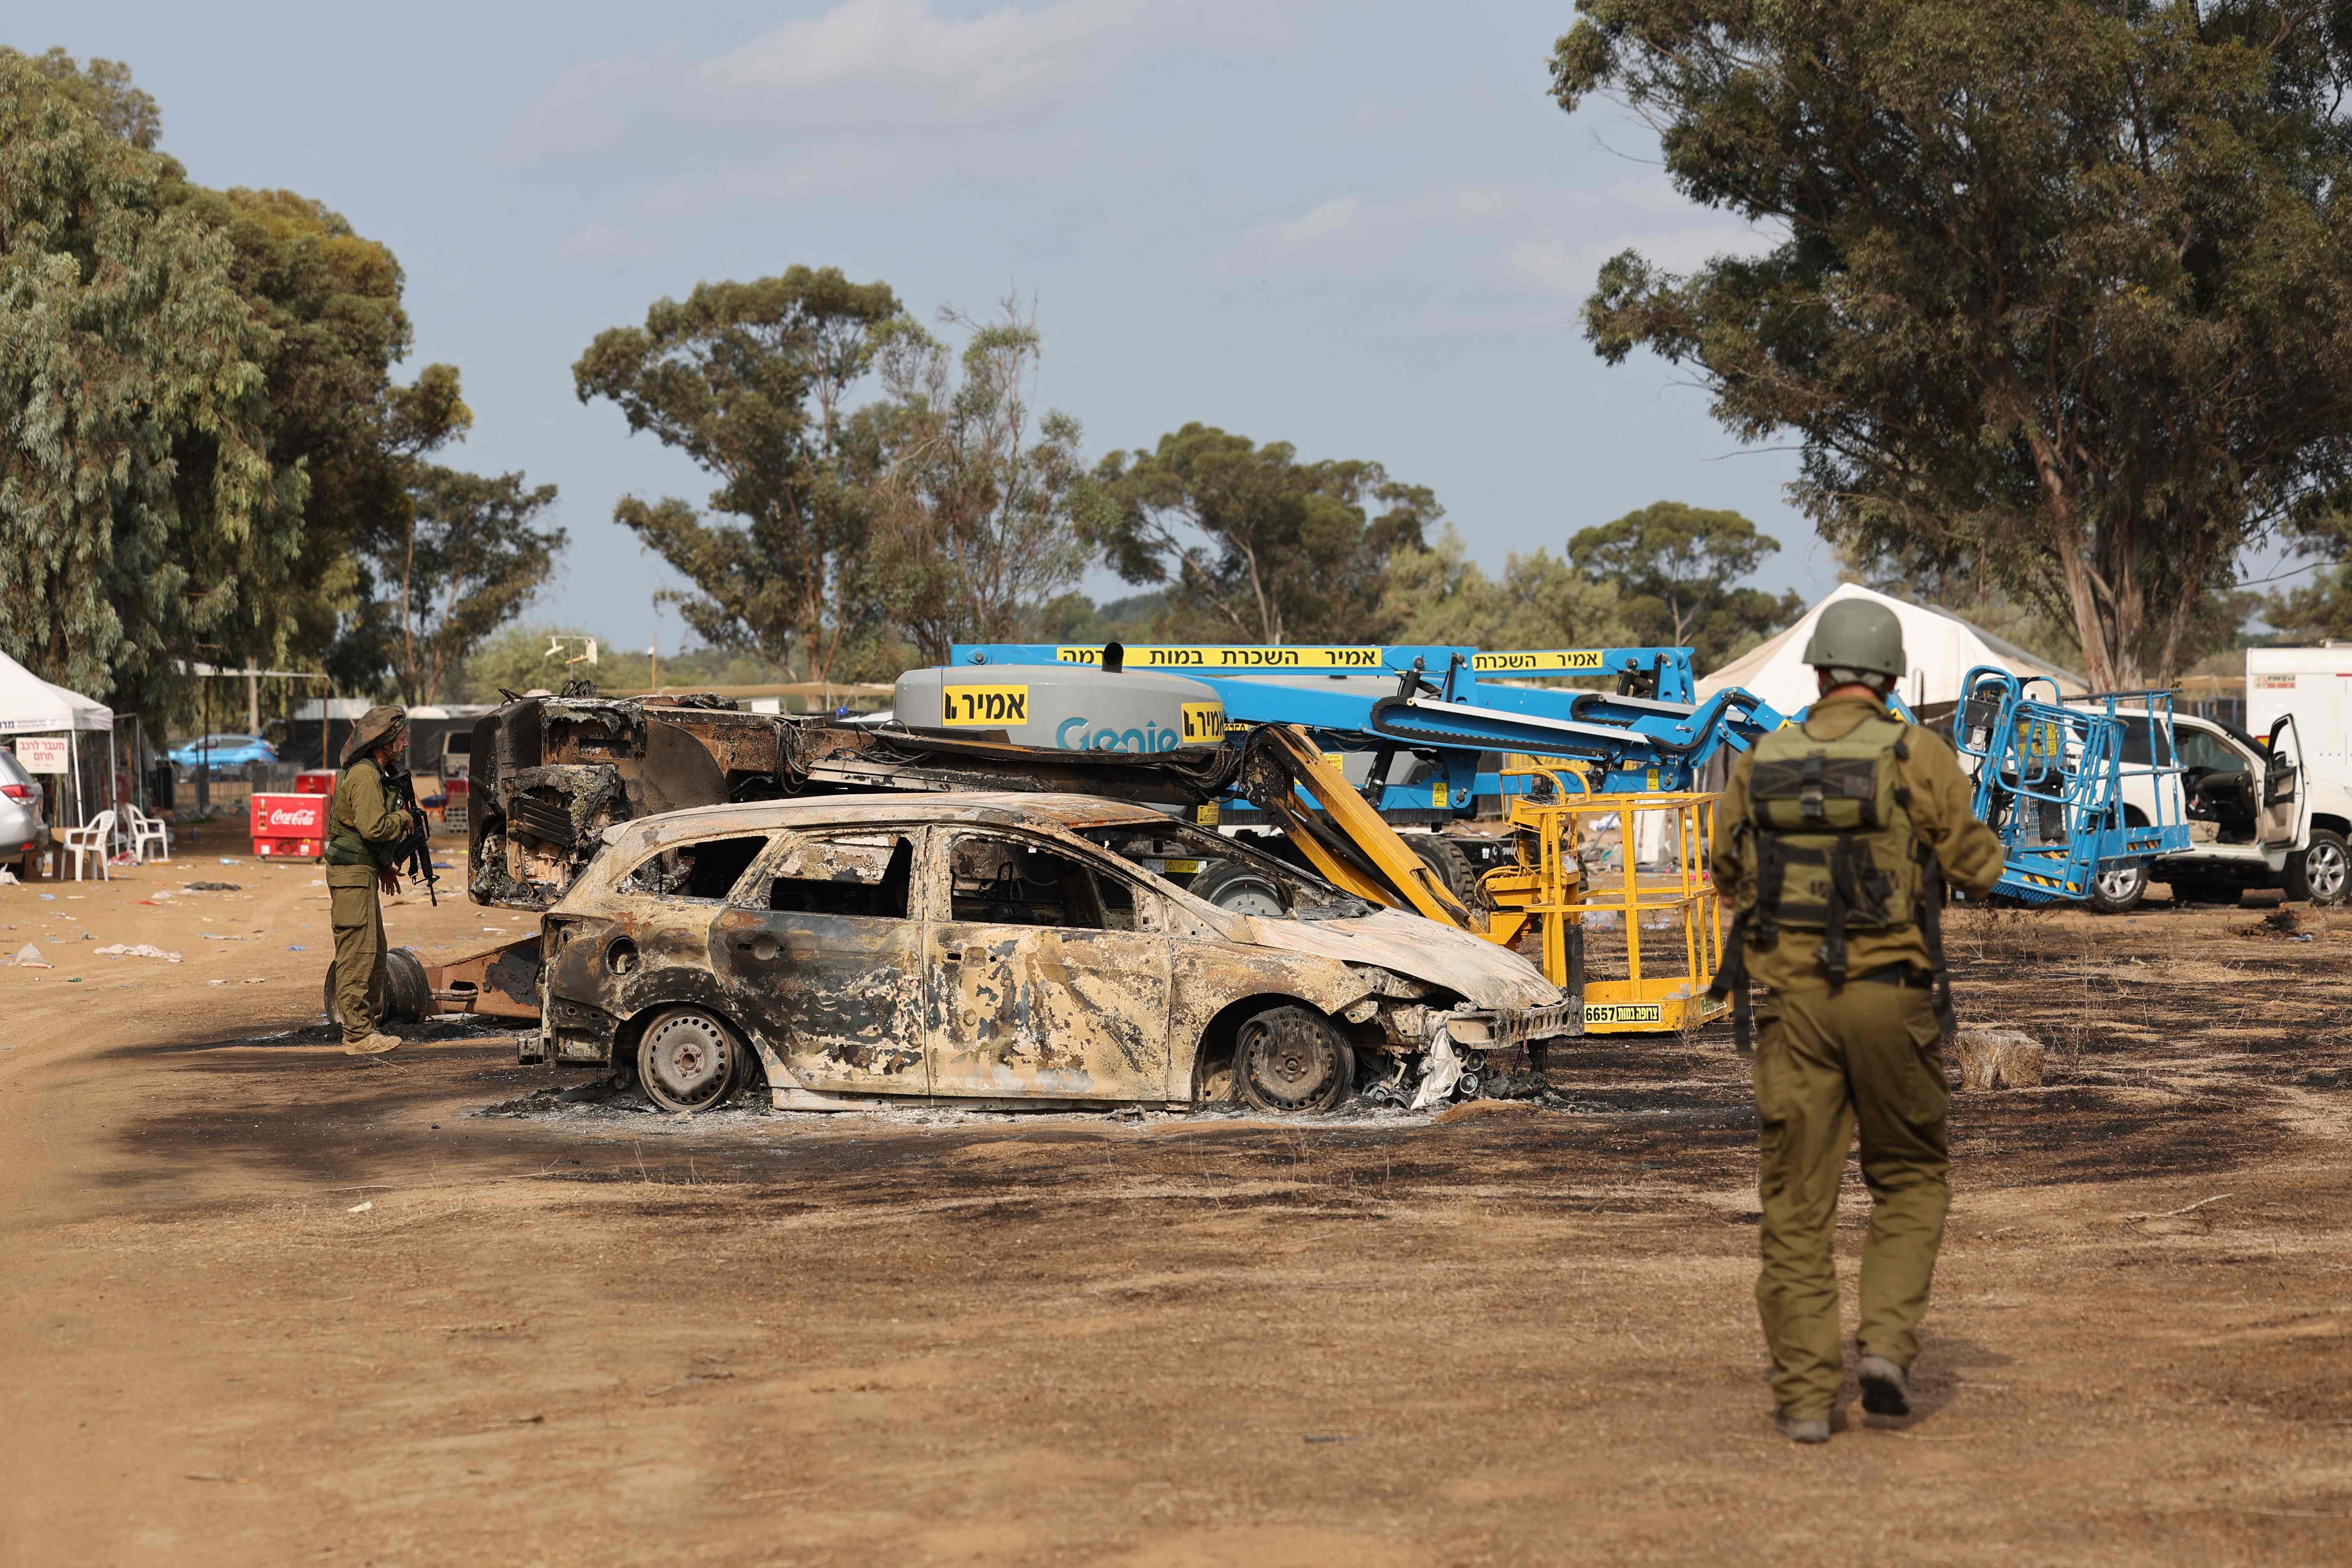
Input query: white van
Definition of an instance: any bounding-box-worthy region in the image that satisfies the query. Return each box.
[2095,709,2349,910]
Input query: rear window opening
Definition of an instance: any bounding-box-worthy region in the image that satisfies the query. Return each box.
[766,833,914,919]
[621,834,770,901]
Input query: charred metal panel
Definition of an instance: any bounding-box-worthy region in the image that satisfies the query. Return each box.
[711,829,929,1094]
[923,924,1174,1099]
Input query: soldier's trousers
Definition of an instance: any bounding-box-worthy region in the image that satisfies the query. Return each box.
[1752,981,1949,1418]
[326,865,387,1044]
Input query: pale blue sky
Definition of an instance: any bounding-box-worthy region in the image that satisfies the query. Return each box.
[50,1,1854,654]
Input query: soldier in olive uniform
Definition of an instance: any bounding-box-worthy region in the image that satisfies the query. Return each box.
[325,705,418,1056]
[1711,601,2007,1442]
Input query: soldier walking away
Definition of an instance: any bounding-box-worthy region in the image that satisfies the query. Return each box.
[326,706,418,1057]
[1708,601,2007,1443]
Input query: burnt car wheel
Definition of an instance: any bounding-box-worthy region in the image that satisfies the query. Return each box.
[636,1007,742,1114]
[1234,1004,1355,1113]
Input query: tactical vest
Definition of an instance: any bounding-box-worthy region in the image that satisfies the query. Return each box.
[1710,711,1955,1047]
[324,758,387,868]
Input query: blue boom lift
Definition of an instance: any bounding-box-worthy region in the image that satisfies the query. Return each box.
[1952,666,2193,906]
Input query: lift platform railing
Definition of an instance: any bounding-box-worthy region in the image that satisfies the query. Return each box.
[1478,763,1726,1033]
[1954,667,2191,903]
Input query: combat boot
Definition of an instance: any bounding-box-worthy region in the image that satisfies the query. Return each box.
[1858,1355,1910,1416]
[344,1033,403,1056]
[1774,1409,1830,1444]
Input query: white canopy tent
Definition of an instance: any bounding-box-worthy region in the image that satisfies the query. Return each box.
[0,649,116,829]
[1698,582,2084,714]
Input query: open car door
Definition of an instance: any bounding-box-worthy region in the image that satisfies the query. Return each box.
[2259,715,2309,867]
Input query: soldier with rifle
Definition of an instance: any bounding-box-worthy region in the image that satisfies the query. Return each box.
[324,705,429,1056]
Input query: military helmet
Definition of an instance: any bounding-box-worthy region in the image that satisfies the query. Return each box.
[340,704,408,767]
[1801,599,1906,681]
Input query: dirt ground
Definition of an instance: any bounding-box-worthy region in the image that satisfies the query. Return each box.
[5,826,2351,1566]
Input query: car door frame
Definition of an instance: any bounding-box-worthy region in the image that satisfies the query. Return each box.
[2259,714,2311,866]
[919,825,1178,1104]
[712,823,931,1100]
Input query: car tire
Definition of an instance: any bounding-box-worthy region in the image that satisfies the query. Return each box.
[320,947,431,1029]
[635,1007,742,1115]
[1233,1004,1355,1114]
[2286,829,2350,906]
[1188,860,1288,917]
[2086,863,2148,914]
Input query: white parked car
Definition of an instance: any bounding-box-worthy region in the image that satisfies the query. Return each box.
[0,746,46,857]
[2095,711,2349,910]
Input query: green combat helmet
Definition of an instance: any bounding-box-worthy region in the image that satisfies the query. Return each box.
[1801,599,1906,681]
[339,704,407,767]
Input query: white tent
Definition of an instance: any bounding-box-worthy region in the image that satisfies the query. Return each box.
[0,649,113,735]
[0,649,116,830]
[1698,582,2084,714]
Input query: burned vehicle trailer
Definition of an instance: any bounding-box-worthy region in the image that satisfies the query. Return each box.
[532,792,1576,1115]
[466,690,1236,911]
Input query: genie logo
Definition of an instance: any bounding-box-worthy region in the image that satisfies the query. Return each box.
[1055,716,1187,752]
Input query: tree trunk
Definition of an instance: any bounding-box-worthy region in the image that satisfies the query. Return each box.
[2011,399,2123,691]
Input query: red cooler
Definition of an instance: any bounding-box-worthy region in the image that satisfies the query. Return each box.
[252,793,329,860]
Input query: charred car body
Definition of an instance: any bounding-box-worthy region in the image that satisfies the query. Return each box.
[533,793,1574,1114]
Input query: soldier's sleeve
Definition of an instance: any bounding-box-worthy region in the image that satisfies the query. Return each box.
[347,765,410,845]
[1711,753,1754,906]
[1906,729,2006,897]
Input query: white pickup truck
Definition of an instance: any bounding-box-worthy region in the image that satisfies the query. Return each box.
[2094,710,2351,911]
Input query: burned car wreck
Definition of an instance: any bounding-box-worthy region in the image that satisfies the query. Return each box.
[530,792,1576,1115]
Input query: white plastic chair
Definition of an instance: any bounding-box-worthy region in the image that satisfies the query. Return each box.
[62,810,117,882]
[124,803,172,863]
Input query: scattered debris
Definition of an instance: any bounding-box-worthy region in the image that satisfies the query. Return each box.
[2120,1192,2233,1224]
[347,1200,373,1213]
[1957,1026,2046,1090]
[94,944,182,962]
[12,943,48,969]
[185,881,241,892]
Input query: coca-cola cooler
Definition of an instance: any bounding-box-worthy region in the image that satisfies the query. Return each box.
[252,792,329,860]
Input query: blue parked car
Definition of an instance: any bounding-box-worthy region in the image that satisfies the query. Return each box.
[168,733,278,769]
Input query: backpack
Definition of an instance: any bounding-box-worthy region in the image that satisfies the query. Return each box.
[1710,710,1953,1046]
[1739,711,1922,961]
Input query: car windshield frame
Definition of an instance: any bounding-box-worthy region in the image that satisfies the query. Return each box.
[1078,818,1377,922]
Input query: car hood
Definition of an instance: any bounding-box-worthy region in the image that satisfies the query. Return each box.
[1238,907,1563,1011]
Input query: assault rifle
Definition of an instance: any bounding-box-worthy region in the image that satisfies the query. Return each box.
[381,766,441,906]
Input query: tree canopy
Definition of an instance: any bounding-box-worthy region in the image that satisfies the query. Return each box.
[867,303,1095,665]
[0,48,301,713]
[387,468,565,705]
[0,48,543,721]
[574,269,908,684]
[1380,528,1630,651]
[1568,502,1800,670]
[1553,0,2352,687]
[1088,424,1438,644]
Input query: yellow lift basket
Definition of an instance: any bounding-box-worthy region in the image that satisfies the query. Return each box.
[1480,763,1728,1035]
